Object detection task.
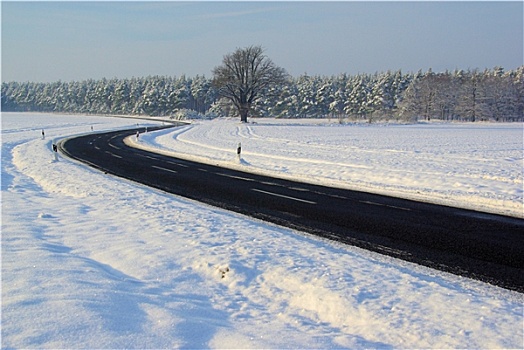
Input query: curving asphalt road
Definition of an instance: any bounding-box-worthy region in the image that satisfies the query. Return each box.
[59,125,524,292]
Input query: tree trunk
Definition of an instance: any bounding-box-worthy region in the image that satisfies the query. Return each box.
[239,105,249,123]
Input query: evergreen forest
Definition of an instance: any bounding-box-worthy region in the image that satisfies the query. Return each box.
[2,66,523,122]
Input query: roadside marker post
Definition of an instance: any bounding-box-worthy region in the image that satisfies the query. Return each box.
[52,140,58,161]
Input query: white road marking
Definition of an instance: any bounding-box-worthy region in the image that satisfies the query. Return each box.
[136,154,158,160]
[152,165,177,174]
[252,188,316,205]
[328,194,347,199]
[260,181,280,186]
[167,161,188,168]
[217,173,255,182]
[289,187,310,192]
[360,200,411,211]
[105,151,122,159]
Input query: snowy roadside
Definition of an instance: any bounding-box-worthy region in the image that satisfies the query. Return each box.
[2,113,523,349]
[131,117,523,218]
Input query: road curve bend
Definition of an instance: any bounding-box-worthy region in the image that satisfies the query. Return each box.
[59,126,524,292]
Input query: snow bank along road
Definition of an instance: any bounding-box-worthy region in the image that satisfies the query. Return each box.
[60,126,524,292]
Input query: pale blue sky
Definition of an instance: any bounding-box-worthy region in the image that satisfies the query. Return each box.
[2,1,523,82]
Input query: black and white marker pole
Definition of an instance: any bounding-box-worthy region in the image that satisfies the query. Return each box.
[237,142,241,160]
[41,129,45,140]
[52,140,58,161]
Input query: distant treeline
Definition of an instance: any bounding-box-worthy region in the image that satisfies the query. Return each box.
[2,66,523,122]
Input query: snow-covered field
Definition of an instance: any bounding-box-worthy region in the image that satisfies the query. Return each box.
[2,112,523,349]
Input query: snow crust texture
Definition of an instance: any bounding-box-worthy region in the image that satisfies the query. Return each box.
[2,113,523,349]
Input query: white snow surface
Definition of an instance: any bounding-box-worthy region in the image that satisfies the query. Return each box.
[2,112,523,349]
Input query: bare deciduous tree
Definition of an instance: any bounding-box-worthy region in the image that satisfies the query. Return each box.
[212,46,288,122]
